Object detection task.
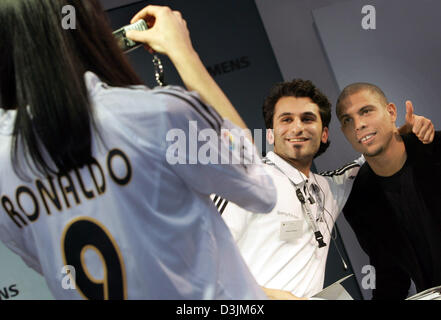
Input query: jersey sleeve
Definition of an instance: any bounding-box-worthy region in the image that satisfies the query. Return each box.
[155,87,277,214]
[320,155,364,213]
[210,195,252,241]
[0,223,43,274]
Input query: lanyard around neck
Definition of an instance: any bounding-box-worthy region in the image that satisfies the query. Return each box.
[295,187,326,248]
[271,161,327,248]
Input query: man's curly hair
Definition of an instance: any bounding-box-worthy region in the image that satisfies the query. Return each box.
[262,79,332,158]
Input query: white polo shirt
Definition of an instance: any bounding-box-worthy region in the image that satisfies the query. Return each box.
[221,151,362,298]
[0,72,276,300]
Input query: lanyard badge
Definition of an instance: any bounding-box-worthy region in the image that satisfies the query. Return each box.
[296,188,326,248]
[269,159,326,248]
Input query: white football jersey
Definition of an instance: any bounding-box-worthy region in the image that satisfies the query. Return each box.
[0,72,276,300]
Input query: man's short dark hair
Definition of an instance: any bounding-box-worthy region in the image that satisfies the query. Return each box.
[262,79,331,158]
[336,82,388,119]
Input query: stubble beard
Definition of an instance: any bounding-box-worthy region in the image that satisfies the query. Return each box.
[275,142,315,170]
[362,131,394,158]
[363,145,384,158]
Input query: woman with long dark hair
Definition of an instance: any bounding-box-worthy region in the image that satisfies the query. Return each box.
[0,1,276,299]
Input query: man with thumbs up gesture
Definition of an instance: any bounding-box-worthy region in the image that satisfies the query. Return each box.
[336,82,440,300]
[402,100,434,144]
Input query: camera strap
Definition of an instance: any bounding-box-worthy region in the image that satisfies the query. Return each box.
[152,54,166,87]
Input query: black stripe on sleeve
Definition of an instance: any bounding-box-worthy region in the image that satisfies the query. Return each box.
[212,195,223,209]
[215,198,223,209]
[320,162,360,177]
[154,91,221,132]
[262,157,275,166]
[212,195,229,215]
[219,200,229,215]
[167,87,223,129]
[187,93,223,130]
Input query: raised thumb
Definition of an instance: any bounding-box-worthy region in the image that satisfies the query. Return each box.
[405,100,414,124]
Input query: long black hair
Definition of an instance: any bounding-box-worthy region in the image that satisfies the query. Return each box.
[0,0,143,177]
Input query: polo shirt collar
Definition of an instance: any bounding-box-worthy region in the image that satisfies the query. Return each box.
[265,151,309,186]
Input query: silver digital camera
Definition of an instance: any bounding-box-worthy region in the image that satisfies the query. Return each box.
[113,19,148,53]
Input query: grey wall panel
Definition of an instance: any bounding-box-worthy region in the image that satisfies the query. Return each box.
[313,0,441,128]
